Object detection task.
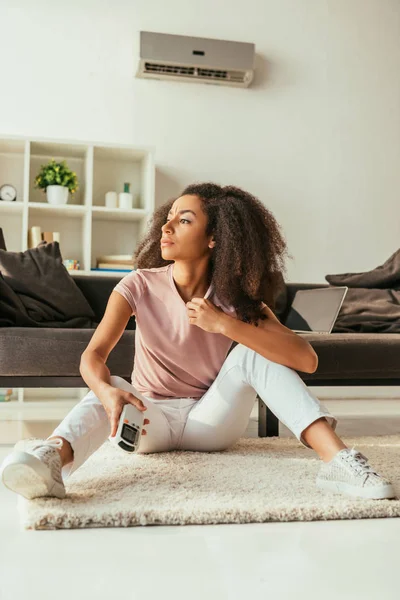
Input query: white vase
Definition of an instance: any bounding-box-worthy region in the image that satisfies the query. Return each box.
[105,191,118,208]
[46,185,69,205]
[118,182,133,209]
[118,192,133,209]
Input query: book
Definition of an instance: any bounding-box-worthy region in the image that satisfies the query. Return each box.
[96,260,132,267]
[28,226,42,248]
[97,262,133,269]
[0,227,7,250]
[90,268,132,272]
[97,254,132,262]
[42,232,54,243]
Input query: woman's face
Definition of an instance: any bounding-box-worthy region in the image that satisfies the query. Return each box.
[160,194,215,260]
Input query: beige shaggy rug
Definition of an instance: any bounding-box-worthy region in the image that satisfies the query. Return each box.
[17,434,400,530]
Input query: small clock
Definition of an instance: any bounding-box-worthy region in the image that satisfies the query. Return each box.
[0,184,17,202]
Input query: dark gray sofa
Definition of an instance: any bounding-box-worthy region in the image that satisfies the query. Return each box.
[1,275,399,438]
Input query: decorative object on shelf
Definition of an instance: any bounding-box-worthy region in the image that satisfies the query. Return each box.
[0,183,17,202]
[0,388,12,402]
[105,191,118,208]
[95,254,133,271]
[28,226,61,248]
[28,225,42,248]
[0,227,6,251]
[63,259,80,271]
[97,263,132,270]
[118,182,133,209]
[46,185,69,205]
[33,159,79,206]
[97,254,132,263]
[42,231,54,243]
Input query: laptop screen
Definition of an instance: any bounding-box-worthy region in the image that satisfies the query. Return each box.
[283,287,348,333]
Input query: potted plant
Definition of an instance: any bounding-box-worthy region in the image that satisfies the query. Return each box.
[34,159,79,205]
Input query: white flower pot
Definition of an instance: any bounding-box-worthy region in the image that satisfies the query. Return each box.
[46,185,69,205]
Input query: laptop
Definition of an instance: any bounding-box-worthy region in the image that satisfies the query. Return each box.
[283,286,348,334]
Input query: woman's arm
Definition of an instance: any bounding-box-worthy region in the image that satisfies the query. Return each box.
[79,291,133,398]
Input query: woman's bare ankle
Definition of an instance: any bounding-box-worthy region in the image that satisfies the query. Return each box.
[47,436,74,466]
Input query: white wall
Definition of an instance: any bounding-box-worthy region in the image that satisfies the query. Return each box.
[0,0,399,283]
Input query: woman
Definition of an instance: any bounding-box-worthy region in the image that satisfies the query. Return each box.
[1,183,395,501]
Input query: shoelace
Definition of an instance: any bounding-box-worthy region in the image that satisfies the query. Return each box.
[341,447,380,477]
[28,438,63,462]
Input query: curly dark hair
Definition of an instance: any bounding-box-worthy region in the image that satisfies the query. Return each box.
[132,182,293,326]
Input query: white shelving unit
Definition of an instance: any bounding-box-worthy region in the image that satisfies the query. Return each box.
[0,133,155,273]
[0,134,155,424]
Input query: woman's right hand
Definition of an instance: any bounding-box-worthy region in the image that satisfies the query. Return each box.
[99,386,150,438]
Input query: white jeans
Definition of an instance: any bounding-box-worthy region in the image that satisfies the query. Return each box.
[50,343,338,482]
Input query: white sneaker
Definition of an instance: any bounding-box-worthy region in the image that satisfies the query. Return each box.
[0,437,66,499]
[316,446,396,500]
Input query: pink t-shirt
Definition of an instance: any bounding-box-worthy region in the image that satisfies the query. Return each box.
[113,263,237,400]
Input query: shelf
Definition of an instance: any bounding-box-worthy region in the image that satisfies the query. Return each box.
[29,140,91,210]
[0,140,26,205]
[0,133,155,274]
[28,211,86,266]
[93,145,148,161]
[91,219,142,268]
[30,140,87,160]
[0,139,26,154]
[28,201,86,218]
[91,206,147,222]
[29,159,87,207]
[0,200,24,214]
[0,207,24,252]
[93,145,146,209]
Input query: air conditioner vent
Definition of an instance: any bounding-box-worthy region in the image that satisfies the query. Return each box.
[144,62,247,84]
[198,68,246,83]
[144,62,195,76]
[197,68,228,79]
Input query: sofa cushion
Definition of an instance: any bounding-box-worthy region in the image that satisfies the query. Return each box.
[0,241,96,328]
[326,246,400,288]
[0,327,399,383]
[0,327,135,379]
[301,332,400,381]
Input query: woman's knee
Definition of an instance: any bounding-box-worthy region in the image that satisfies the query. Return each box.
[180,434,239,453]
[109,376,143,397]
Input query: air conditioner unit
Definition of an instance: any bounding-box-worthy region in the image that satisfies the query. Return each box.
[136,31,255,88]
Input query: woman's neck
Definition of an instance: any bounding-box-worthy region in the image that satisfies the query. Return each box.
[172,262,212,301]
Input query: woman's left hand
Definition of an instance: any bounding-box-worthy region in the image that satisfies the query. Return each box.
[186,298,226,333]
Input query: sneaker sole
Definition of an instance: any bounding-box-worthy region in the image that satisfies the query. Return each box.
[0,450,66,500]
[316,477,397,500]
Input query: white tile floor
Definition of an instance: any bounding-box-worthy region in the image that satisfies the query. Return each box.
[1,405,400,600]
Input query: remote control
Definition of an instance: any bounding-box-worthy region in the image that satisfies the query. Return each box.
[109,403,145,453]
